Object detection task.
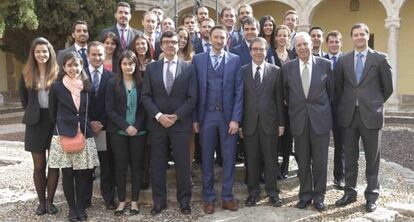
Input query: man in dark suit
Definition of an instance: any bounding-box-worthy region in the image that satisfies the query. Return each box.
[334,23,393,213]
[193,18,215,54]
[57,20,89,68]
[220,7,243,51]
[324,30,345,190]
[231,17,259,66]
[282,32,333,211]
[309,26,327,57]
[241,37,285,207]
[192,25,243,214]
[142,31,197,216]
[236,4,253,35]
[283,10,298,51]
[142,11,162,60]
[99,2,142,52]
[84,41,116,210]
[182,14,198,44]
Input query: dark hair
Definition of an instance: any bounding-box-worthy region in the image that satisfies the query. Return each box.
[116,1,131,10]
[326,30,342,42]
[249,37,268,50]
[116,50,143,88]
[87,41,104,54]
[71,20,88,33]
[23,37,58,90]
[259,15,276,49]
[58,52,91,91]
[181,14,196,25]
[129,34,152,70]
[350,23,370,36]
[309,26,323,34]
[242,17,260,30]
[100,32,120,55]
[160,30,177,44]
[220,7,235,18]
[176,26,194,61]
[210,25,228,36]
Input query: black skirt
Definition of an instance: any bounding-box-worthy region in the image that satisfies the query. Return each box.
[24,108,54,153]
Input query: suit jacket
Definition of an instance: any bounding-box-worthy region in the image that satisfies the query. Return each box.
[192,51,243,125]
[105,77,146,133]
[49,81,94,138]
[334,48,393,129]
[282,56,334,136]
[242,62,285,136]
[231,41,252,66]
[193,37,205,54]
[141,59,197,132]
[57,45,77,67]
[266,48,297,67]
[313,50,327,57]
[226,31,244,51]
[100,25,142,53]
[85,68,115,129]
[19,76,42,125]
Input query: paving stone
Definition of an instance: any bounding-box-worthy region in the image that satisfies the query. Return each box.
[363,207,398,222]
[386,202,414,217]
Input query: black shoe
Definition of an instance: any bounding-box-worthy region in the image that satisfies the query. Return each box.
[245,195,257,207]
[78,210,88,221]
[365,202,377,212]
[314,202,326,211]
[269,196,282,207]
[68,208,78,222]
[35,203,46,215]
[150,205,166,216]
[335,194,357,207]
[296,200,311,209]
[114,208,125,216]
[46,202,58,214]
[334,179,345,190]
[105,201,116,210]
[180,204,191,215]
[130,208,140,215]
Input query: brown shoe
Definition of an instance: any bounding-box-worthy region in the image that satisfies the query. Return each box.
[222,200,238,211]
[203,202,215,214]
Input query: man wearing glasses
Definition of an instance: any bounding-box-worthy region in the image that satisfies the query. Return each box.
[142,31,197,216]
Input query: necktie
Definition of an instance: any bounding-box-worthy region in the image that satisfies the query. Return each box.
[227,32,232,49]
[205,43,211,53]
[213,55,221,70]
[92,70,99,96]
[254,66,262,93]
[79,48,88,67]
[302,63,310,98]
[331,56,337,69]
[120,29,126,50]
[165,60,174,95]
[149,37,155,58]
[355,53,364,84]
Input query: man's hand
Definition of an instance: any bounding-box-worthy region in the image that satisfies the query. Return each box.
[165,114,178,124]
[90,121,103,135]
[278,127,285,137]
[125,125,137,136]
[158,114,175,128]
[228,121,239,135]
[193,122,199,133]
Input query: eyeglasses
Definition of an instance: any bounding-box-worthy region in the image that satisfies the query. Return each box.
[162,40,178,45]
[251,48,266,52]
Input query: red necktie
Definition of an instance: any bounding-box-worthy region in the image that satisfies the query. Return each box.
[149,37,155,59]
[120,29,126,50]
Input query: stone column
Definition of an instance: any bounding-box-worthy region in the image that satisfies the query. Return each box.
[385,18,401,106]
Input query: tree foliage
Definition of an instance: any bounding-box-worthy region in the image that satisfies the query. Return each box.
[0,0,133,62]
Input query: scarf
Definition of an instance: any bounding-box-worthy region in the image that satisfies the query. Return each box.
[63,75,83,111]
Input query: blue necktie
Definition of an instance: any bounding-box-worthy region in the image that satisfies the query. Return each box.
[355,53,364,84]
[205,43,211,53]
[92,70,99,96]
[254,66,262,93]
[331,56,337,69]
[213,55,221,70]
[79,48,88,68]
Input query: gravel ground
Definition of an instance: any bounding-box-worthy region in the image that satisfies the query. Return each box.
[0,116,22,125]
[381,124,414,171]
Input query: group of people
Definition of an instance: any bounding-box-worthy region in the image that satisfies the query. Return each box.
[19,2,393,221]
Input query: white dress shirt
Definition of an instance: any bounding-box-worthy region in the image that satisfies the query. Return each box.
[252,61,265,83]
[155,56,178,120]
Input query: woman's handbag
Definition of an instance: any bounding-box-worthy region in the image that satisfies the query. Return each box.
[56,93,88,153]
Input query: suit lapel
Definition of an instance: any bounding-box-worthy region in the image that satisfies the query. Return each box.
[223,52,230,84]
[346,51,357,86]
[98,71,110,95]
[308,57,319,98]
[359,48,374,84]
[169,60,184,94]
[245,64,256,97]
[292,59,306,99]
[155,60,168,95]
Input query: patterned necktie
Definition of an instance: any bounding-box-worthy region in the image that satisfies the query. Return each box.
[254,66,262,93]
[301,63,310,98]
[165,60,174,95]
[92,70,99,96]
[149,37,155,58]
[120,29,126,50]
[331,56,337,69]
[213,55,221,70]
[205,43,211,53]
[355,53,364,84]
[79,48,88,67]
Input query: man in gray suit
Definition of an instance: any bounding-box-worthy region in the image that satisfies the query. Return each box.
[57,20,89,68]
[282,32,333,211]
[334,23,393,212]
[99,2,142,52]
[241,37,285,207]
